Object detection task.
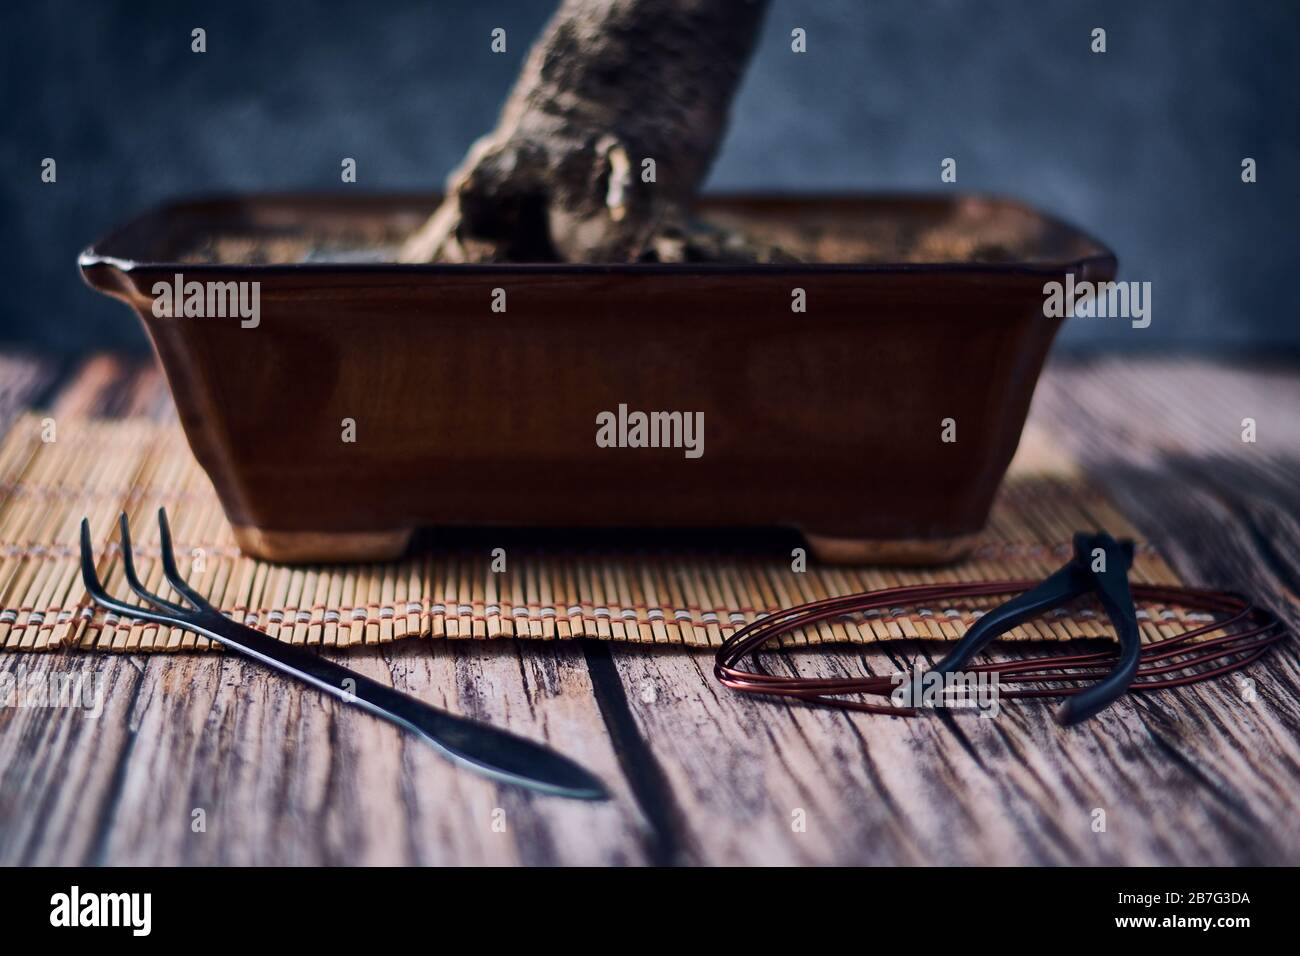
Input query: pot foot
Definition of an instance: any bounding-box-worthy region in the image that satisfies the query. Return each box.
[232,526,414,563]
[803,531,979,566]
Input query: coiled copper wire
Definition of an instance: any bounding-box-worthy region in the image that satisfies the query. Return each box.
[714,581,1286,717]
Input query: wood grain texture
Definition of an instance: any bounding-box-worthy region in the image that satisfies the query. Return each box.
[0,641,646,865]
[604,355,1300,865]
[0,354,59,432]
[0,352,1296,865]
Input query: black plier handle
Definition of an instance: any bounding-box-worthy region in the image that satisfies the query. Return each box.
[928,532,1141,725]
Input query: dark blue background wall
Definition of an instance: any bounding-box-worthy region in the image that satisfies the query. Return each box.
[3,0,1297,353]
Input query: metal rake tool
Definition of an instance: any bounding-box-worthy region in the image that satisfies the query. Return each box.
[79,509,608,800]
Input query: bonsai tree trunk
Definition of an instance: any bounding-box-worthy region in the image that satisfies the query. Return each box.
[400,0,772,264]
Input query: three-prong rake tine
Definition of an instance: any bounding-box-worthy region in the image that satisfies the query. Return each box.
[79,516,171,626]
[77,508,610,799]
[79,509,202,626]
[116,512,191,615]
[157,508,208,609]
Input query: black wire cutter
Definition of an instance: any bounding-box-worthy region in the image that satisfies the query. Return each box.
[926,531,1141,725]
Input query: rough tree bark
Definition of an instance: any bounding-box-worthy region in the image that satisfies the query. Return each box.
[400,0,772,264]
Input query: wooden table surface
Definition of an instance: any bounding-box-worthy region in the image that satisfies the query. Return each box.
[0,352,1296,866]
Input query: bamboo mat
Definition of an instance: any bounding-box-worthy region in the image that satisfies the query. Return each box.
[0,413,1195,652]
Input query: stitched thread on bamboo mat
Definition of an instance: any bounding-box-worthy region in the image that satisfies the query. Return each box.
[0,415,1189,651]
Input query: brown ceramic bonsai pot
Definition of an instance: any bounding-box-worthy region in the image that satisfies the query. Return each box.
[79,193,1115,564]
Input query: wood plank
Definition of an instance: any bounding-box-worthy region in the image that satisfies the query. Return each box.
[604,633,1300,865]
[49,354,172,420]
[0,354,61,433]
[0,642,648,865]
[1,353,1296,865]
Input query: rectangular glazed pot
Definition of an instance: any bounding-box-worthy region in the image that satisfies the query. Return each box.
[80,193,1116,564]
